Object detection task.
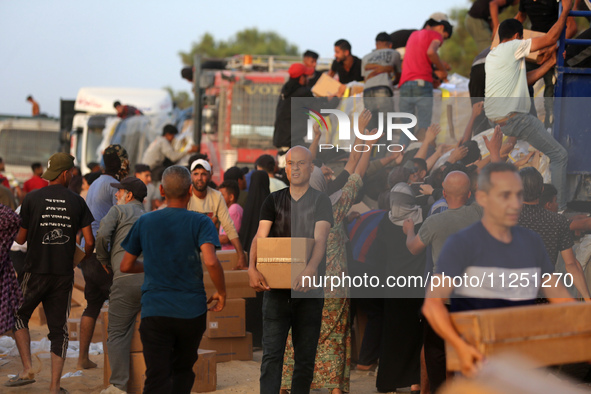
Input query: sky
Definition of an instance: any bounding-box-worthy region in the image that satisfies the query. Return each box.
[1,0,469,118]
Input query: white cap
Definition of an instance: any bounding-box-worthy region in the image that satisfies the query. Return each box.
[190,158,211,172]
[429,12,449,22]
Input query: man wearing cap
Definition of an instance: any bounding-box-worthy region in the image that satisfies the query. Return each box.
[134,164,159,212]
[362,32,402,149]
[8,153,94,393]
[142,124,199,182]
[96,177,147,394]
[78,144,129,370]
[273,62,315,149]
[398,14,453,148]
[188,158,248,270]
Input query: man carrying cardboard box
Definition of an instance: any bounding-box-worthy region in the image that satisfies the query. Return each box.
[423,162,574,378]
[96,177,147,394]
[120,166,226,394]
[248,146,333,393]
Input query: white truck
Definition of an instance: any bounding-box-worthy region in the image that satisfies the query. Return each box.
[0,117,61,184]
[70,87,193,174]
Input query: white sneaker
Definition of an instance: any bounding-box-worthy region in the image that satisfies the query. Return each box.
[100,385,127,394]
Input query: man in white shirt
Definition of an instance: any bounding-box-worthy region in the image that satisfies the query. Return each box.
[142,125,198,181]
[484,1,572,211]
[188,159,248,269]
[256,154,287,193]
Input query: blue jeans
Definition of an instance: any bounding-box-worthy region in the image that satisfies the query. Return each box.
[364,86,395,158]
[501,113,568,210]
[260,290,324,394]
[399,80,434,147]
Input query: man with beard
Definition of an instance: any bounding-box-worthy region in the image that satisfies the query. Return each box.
[96,177,147,394]
[188,158,247,270]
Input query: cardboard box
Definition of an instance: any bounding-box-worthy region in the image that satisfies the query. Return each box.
[446,303,591,371]
[74,267,86,290]
[257,238,315,289]
[203,270,255,299]
[192,349,217,393]
[312,73,343,97]
[101,309,142,353]
[205,298,245,338]
[200,332,253,363]
[68,318,80,340]
[201,250,248,271]
[104,349,217,393]
[491,29,545,63]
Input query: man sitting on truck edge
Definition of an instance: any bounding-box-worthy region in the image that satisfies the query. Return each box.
[113,101,143,119]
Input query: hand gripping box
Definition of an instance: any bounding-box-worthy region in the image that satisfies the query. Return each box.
[257,238,315,289]
[446,302,591,371]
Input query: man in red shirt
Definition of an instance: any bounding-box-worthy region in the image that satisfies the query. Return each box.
[399,14,453,148]
[22,162,48,195]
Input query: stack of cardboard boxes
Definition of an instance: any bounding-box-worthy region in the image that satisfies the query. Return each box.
[102,310,217,393]
[200,250,254,362]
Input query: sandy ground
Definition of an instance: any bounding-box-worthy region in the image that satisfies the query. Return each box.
[0,320,379,394]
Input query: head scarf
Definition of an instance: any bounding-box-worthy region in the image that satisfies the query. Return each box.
[103,144,129,180]
[388,182,423,226]
[239,170,270,254]
[309,166,342,205]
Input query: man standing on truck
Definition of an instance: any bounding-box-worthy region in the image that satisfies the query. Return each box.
[484,3,572,211]
[26,95,40,116]
[142,124,199,182]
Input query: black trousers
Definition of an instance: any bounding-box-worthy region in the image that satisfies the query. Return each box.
[14,272,73,358]
[139,314,206,394]
[423,317,447,393]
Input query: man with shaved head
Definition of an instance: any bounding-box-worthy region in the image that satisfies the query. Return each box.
[248,146,333,393]
[119,165,226,393]
[403,171,483,392]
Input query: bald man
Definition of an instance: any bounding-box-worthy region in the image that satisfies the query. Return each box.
[402,171,483,392]
[248,145,333,393]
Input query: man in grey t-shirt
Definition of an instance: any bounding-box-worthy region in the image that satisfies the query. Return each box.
[362,32,402,155]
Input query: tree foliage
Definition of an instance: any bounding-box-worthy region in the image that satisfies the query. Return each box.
[179,28,299,66]
[440,4,520,77]
[164,86,193,110]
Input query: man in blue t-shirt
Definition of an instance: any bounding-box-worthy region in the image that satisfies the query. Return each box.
[120,165,226,394]
[422,162,574,378]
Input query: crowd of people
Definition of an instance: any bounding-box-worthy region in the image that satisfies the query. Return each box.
[2,1,591,393]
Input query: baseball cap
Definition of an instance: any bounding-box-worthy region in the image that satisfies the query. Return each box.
[429,12,449,22]
[42,153,75,181]
[190,158,211,173]
[110,177,148,201]
[375,32,393,43]
[288,63,315,79]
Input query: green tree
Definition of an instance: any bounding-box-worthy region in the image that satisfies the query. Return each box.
[179,28,299,66]
[164,86,193,110]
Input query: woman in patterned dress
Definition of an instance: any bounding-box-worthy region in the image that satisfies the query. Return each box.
[281,112,373,393]
[0,203,23,334]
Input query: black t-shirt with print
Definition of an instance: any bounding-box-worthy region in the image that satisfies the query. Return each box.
[330,56,363,84]
[259,186,333,277]
[20,185,94,275]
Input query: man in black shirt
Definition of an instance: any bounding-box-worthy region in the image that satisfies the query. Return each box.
[273,63,315,150]
[248,146,333,393]
[8,153,94,393]
[328,39,363,85]
[466,0,518,52]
